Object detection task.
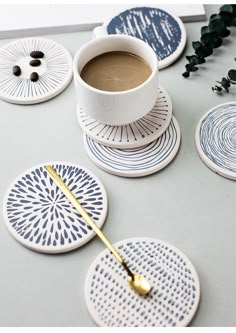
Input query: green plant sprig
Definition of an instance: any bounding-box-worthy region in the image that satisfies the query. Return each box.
[182,4,236,78]
[212,68,236,92]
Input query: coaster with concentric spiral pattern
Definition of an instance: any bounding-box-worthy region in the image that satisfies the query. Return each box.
[0,38,72,104]
[83,116,180,177]
[85,237,200,327]
[196,102,236,180]
[3,162,108,253]
[77,86,172,149]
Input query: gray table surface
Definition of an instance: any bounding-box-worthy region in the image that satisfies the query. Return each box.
[1,4,236,327]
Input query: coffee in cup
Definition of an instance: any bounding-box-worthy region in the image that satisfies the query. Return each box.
[80,51,152,92]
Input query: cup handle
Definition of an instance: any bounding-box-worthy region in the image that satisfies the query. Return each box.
[93,26,108,39]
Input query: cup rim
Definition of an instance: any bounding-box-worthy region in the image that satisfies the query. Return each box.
[73,34,158,95]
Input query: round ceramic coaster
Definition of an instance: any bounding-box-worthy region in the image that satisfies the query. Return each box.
[3,162,108,253]
[85,237,200,327]
[196,102,236,180]
[94,7,187,69]
[0,38,73,104]
[77,86,172,149]
[83,116,180,178]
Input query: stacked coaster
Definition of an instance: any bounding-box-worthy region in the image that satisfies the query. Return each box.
[77,86,181,177]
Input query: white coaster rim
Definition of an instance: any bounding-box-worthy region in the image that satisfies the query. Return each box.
[3,161,108,253]
[95,7,187,70]
[195,101,236,181]
[77,85,173,149]
[85,237,201,327]
[0,37,73,105]
[83,116,181,178]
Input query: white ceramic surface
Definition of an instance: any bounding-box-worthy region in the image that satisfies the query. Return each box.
[83,116,180,177]
[196,101,236,180]
[77,85,172,149]
[0,37,73,104]
[93,7,187,70]
[73,35,159,126]
[3,162,108,253]
[85,237,200,327]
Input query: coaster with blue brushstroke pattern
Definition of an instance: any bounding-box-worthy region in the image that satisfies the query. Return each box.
[3,162,108,253]
[83,116,181,178]
[85,237,200,327]
[94,7,187,69]
[0,38,72,104]
[196,102,236,180]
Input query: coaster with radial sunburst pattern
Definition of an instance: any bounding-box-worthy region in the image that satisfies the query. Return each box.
[85,237,200,327]
[77,86,172,149]
[0,38,72,104]
[3,162,108,253]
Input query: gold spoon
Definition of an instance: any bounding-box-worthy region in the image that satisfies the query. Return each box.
[45,165,151,296]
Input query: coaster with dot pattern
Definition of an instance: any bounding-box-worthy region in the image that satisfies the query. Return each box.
[85,237,200,327]
[0,37,72,104]
[3,162,108,253]
[77,86,172,149]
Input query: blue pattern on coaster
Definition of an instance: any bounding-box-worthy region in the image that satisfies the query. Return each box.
[107,7,182,61]
[84,117,180,177]
[199,103,236,175]
[3,162,107,253]
[85,237,200,327]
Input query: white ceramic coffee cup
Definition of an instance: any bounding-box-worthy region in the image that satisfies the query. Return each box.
[73,35,159,126]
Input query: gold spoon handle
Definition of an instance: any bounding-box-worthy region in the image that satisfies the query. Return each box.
[45,165,134,278]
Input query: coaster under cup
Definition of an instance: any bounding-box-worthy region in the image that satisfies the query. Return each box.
[77,86,172,149]
[0,38,73,104]
[85,237,200,327]
[94,7,187,70]
[83,116,180,178]
[3,162,108,253]
[196,102,236,180]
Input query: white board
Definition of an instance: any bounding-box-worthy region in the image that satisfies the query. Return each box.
[0,4,206,39]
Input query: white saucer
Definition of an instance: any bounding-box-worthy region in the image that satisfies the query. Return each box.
[0,38,73,104]
[77,86,172,149]
[83,116,180,178]
[196,102,236,180]
[3,162,108,253]
[85,237,200,327]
